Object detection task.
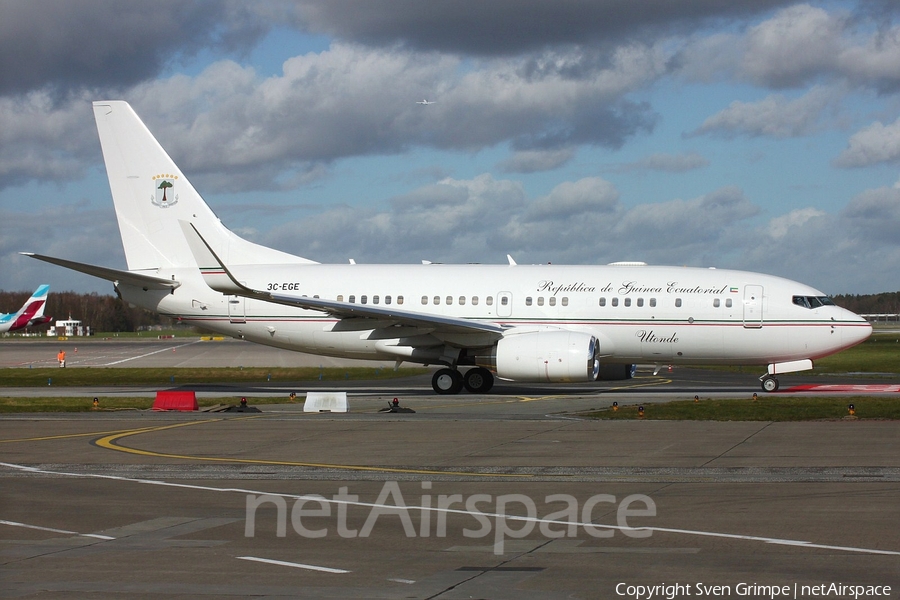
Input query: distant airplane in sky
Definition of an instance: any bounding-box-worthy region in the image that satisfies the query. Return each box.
[25,101,872,394]
[416,99,435,105]
[0,285,51,333]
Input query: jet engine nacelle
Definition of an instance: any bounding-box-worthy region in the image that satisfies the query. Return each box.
[478,330,600,382]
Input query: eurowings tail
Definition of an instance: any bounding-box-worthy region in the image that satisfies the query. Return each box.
[0,285,51,333]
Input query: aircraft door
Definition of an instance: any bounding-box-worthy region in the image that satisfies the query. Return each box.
[228,294,246,324]
[496,291,513,318]
[743,285,763,328]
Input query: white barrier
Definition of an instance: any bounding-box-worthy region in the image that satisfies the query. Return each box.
[303,392,349,413]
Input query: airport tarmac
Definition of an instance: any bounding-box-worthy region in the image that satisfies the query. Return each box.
[2,339,899,598]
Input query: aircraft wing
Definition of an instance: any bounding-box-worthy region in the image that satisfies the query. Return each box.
[179,221,505,337]
[263,291,504,336]
[22,253,181,290]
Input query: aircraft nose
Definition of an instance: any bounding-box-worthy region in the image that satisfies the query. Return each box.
[840,311,872,348]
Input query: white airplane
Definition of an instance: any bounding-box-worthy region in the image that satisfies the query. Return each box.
[0,285,51,334]
[25,101,872,393]
[416,99,435,105]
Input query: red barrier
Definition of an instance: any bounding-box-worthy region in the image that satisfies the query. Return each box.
[153,391,198,411]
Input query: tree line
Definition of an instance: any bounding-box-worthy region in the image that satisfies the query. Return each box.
[830,292,900,315]
[1,289,898,335]
[0,290,173,333]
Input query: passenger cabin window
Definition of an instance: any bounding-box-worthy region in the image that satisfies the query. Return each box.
[421,296,428,305]
[373,295,379,304]
[612,297,619,307]
[501,296,509,306]
[349,295,356,303]
[650,298,657,308]
[361,295,368,304]
[446,296,453,305]
[385,296,391,305]
[637,298,644,307]
[599,297,606,307]
[562,297,568,306]
[337,295,344,302]
[725,298,732,308]
[397,296,404,305]
[459,296,466,305]
[713,298,720,308]
[549,297,556,306]
[525,297,532,306]
[624,298,631,307]
[675,298,682,308]
[486,297,494,306]
[472,296,479,305]
[434,296,441,305]
[538,297,545,306]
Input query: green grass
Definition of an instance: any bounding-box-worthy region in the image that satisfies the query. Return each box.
[0,367,427,387]
[0,395,300,413]
[583,396,900,421]
[813,332,900,373]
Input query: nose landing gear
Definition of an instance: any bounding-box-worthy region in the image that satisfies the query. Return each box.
[760,375,779,392]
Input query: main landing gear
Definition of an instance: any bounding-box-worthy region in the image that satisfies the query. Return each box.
[432,367,494,394]
[760,375,779,392]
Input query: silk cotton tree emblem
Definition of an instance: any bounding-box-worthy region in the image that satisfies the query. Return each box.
[151,174,179,208]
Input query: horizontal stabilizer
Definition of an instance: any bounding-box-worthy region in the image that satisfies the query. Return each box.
[22,253,180,290]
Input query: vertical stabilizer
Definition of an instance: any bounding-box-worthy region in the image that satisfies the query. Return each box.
[92,101,313,271]
[0,285,50,333]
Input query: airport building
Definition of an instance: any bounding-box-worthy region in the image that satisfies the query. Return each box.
[47,317,90,337]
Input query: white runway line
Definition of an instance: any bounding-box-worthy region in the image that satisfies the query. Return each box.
[102,340,202,365]
[236,556,349,573]
[3,461,899,557]
[0,518,115,540]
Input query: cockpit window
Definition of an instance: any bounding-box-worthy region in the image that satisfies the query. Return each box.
[793,295,835,309]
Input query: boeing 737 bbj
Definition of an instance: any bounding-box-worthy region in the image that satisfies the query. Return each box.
[25,102,872,393]
[0,285,51,334]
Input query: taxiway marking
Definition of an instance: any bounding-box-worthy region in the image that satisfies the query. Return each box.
[3,461,899,557]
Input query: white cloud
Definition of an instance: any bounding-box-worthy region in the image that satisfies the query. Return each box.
[837,25,900,89]
[693,87,833,139]
[0,92,97,188]
[263,175,899,294]
[764,207,827,239]
[525,177,619,221]
[833,117,900,167]
[676,5,900,92]
[742,4,844,88]
[113,43,663,190]
[497,148,576,173]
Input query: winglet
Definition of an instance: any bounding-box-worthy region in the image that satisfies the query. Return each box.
[179,221,264,298]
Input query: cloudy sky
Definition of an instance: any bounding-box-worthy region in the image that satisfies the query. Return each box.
[2,0,900,295]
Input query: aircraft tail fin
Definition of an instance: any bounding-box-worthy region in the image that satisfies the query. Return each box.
[92,101,315,272]
[0,285,50,332]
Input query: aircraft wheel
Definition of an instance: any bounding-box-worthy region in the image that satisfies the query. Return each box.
[761,376,779,392]
[432,368,463,394]
[463,367,494,393]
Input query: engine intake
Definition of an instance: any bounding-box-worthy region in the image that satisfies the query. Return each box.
[476,330,600,382]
